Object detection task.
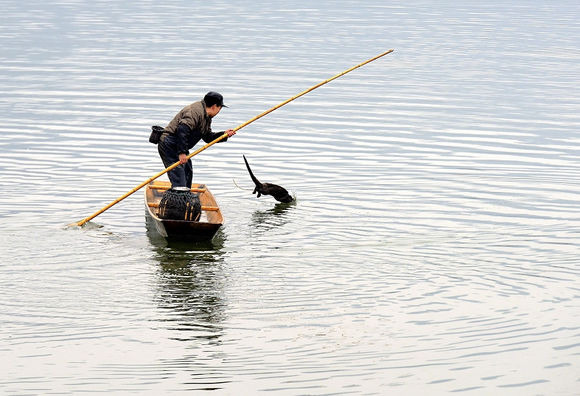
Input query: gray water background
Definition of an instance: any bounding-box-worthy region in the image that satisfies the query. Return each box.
[0,0,579,394]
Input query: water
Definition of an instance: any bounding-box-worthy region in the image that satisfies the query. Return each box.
[1,1,579,394]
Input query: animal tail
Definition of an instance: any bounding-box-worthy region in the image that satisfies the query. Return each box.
[243,155,261,187]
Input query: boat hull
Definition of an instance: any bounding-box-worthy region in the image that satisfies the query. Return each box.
[144,181,223,241]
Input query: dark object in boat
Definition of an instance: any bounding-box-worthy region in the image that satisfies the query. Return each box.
[158,187,201,221]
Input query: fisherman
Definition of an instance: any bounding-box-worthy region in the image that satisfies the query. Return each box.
[158,91,236,188]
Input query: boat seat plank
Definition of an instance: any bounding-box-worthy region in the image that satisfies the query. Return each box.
[147,202,219,211]
[148,185,207,193]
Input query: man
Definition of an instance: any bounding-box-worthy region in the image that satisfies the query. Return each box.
[158,91,236,188]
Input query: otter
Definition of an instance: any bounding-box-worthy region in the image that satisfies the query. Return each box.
[243,155,294,203]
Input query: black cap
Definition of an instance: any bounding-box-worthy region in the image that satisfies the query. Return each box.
[204,91,228,108]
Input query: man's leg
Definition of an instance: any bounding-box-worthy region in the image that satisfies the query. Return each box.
[185,159,193,189]
[158,135,187,188]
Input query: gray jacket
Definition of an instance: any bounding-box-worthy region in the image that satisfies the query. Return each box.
[164,100,226,154]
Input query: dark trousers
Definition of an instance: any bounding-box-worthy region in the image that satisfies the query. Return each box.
[158,134,193,188]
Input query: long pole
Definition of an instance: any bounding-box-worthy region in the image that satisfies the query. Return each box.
[71,49,394,227]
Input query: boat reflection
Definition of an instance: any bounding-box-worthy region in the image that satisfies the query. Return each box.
[146,216,228,342]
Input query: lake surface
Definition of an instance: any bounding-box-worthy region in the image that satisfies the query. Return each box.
[1,1,579,394]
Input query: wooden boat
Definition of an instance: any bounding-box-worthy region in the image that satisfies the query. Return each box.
[145,180,224,241]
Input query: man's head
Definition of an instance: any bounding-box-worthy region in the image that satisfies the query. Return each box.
[204,91,227,118]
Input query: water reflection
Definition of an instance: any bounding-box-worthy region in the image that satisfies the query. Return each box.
[147,218,228,342]
[250,201,297,233]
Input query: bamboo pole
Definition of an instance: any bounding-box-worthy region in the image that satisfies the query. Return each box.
[70,49,394,227]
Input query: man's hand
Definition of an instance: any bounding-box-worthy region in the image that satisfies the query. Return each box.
[226,129,236,137]
[178,153,188,164]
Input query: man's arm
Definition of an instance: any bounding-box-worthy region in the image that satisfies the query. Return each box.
[201,129,236,143]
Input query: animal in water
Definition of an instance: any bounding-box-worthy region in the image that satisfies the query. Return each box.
[243,155,294,203]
